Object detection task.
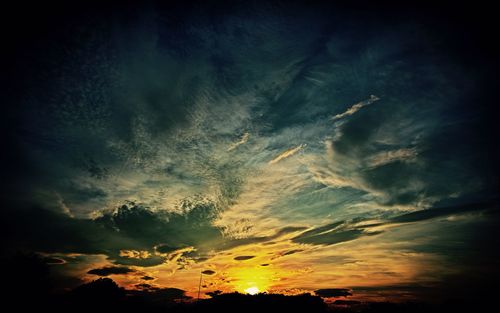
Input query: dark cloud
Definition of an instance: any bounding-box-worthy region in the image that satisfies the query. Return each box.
[155,244,183,254]
[141,276,154,281]
[44,257,65,264]
[95,202,223,252]
[293,201,498,247]
[181,250,210,263]
[87,266,135,276]
[81,157,110,180]
[135,283,152,289]
[219,226,307,250]
[3,201,311,271]
[220,226,307,249]
[60,184,108,208]
[72,278,125,296]
[388,201,498,224]
[202,270,216,275]
[234,256,255,261]
[3,201,224,266]
[293,222,344,240]
[273,226,309,237]
[71,278,126,304]
[315,288,352,298]
[334,300,361,305]
[111,254,165,267]
[2,206,116,255]
[293,228,366,246]
[260,263,270,267]
[351,284,430,293]
[282,249,303,256]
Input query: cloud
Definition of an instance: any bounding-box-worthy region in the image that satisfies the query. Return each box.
[141,276,155,281]
[269,144,306,164]
[315,288,352,298]
[282,249,304,256]
[333,300,361,305]
[291,219,383,246]
[294,229,366,246]
[202,270,216,275]
[292,222,344,239]
[87,266,135,276]
[234,256,255,261]
[72,278,125,299]
[119,250,151,259]
[228,132,250,151]
[290,201,498,248]
[155,244,184,254]
[3,200,226,266]
[111,254,165,267]
[43,257,66,264]
[366,148,418,168]
[94,201,224,255]
[332,95,380,120]
[388,201,498,224]
[3,206,115,254]
[135,283,152,289]
[219,226,308,250]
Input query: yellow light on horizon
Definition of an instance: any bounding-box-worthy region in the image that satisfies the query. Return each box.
[244,286,260,295]
[228,266,272,295]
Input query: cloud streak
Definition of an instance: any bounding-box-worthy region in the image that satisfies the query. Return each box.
[269,144,306,165]
[332,95,380,121]
[227,132,250,151]
[87,266,135,276]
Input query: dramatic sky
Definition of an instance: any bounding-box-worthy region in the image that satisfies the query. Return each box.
[2,0,499,303]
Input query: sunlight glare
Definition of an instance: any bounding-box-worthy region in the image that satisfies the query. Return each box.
[245,286,260,295]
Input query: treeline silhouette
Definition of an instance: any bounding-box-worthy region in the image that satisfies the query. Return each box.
[5,276,484,313]
[1,253,492,313]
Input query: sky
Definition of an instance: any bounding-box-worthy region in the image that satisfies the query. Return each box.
[2,0,499,304]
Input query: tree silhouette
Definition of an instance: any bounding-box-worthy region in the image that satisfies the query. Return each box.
[206,290,223,298]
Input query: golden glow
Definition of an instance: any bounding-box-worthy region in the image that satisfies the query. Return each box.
[228,266,272,294]
[63,219,457,303]
[245,286,260,295]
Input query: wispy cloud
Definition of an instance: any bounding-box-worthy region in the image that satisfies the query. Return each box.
[366,148,418,167]
[269,144,306,164]
[332,95,380,121]
[228,132,250,151]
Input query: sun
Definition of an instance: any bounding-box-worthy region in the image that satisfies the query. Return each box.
[228,266,272,295]
[244,286,260,295]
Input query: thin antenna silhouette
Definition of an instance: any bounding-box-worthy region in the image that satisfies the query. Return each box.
[197,271,203,300]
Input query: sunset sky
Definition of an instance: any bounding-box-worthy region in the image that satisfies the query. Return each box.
[3,1,499,304]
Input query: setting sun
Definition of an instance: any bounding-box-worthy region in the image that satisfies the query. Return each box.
[244,287,260,295]
[227,266,273,295]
